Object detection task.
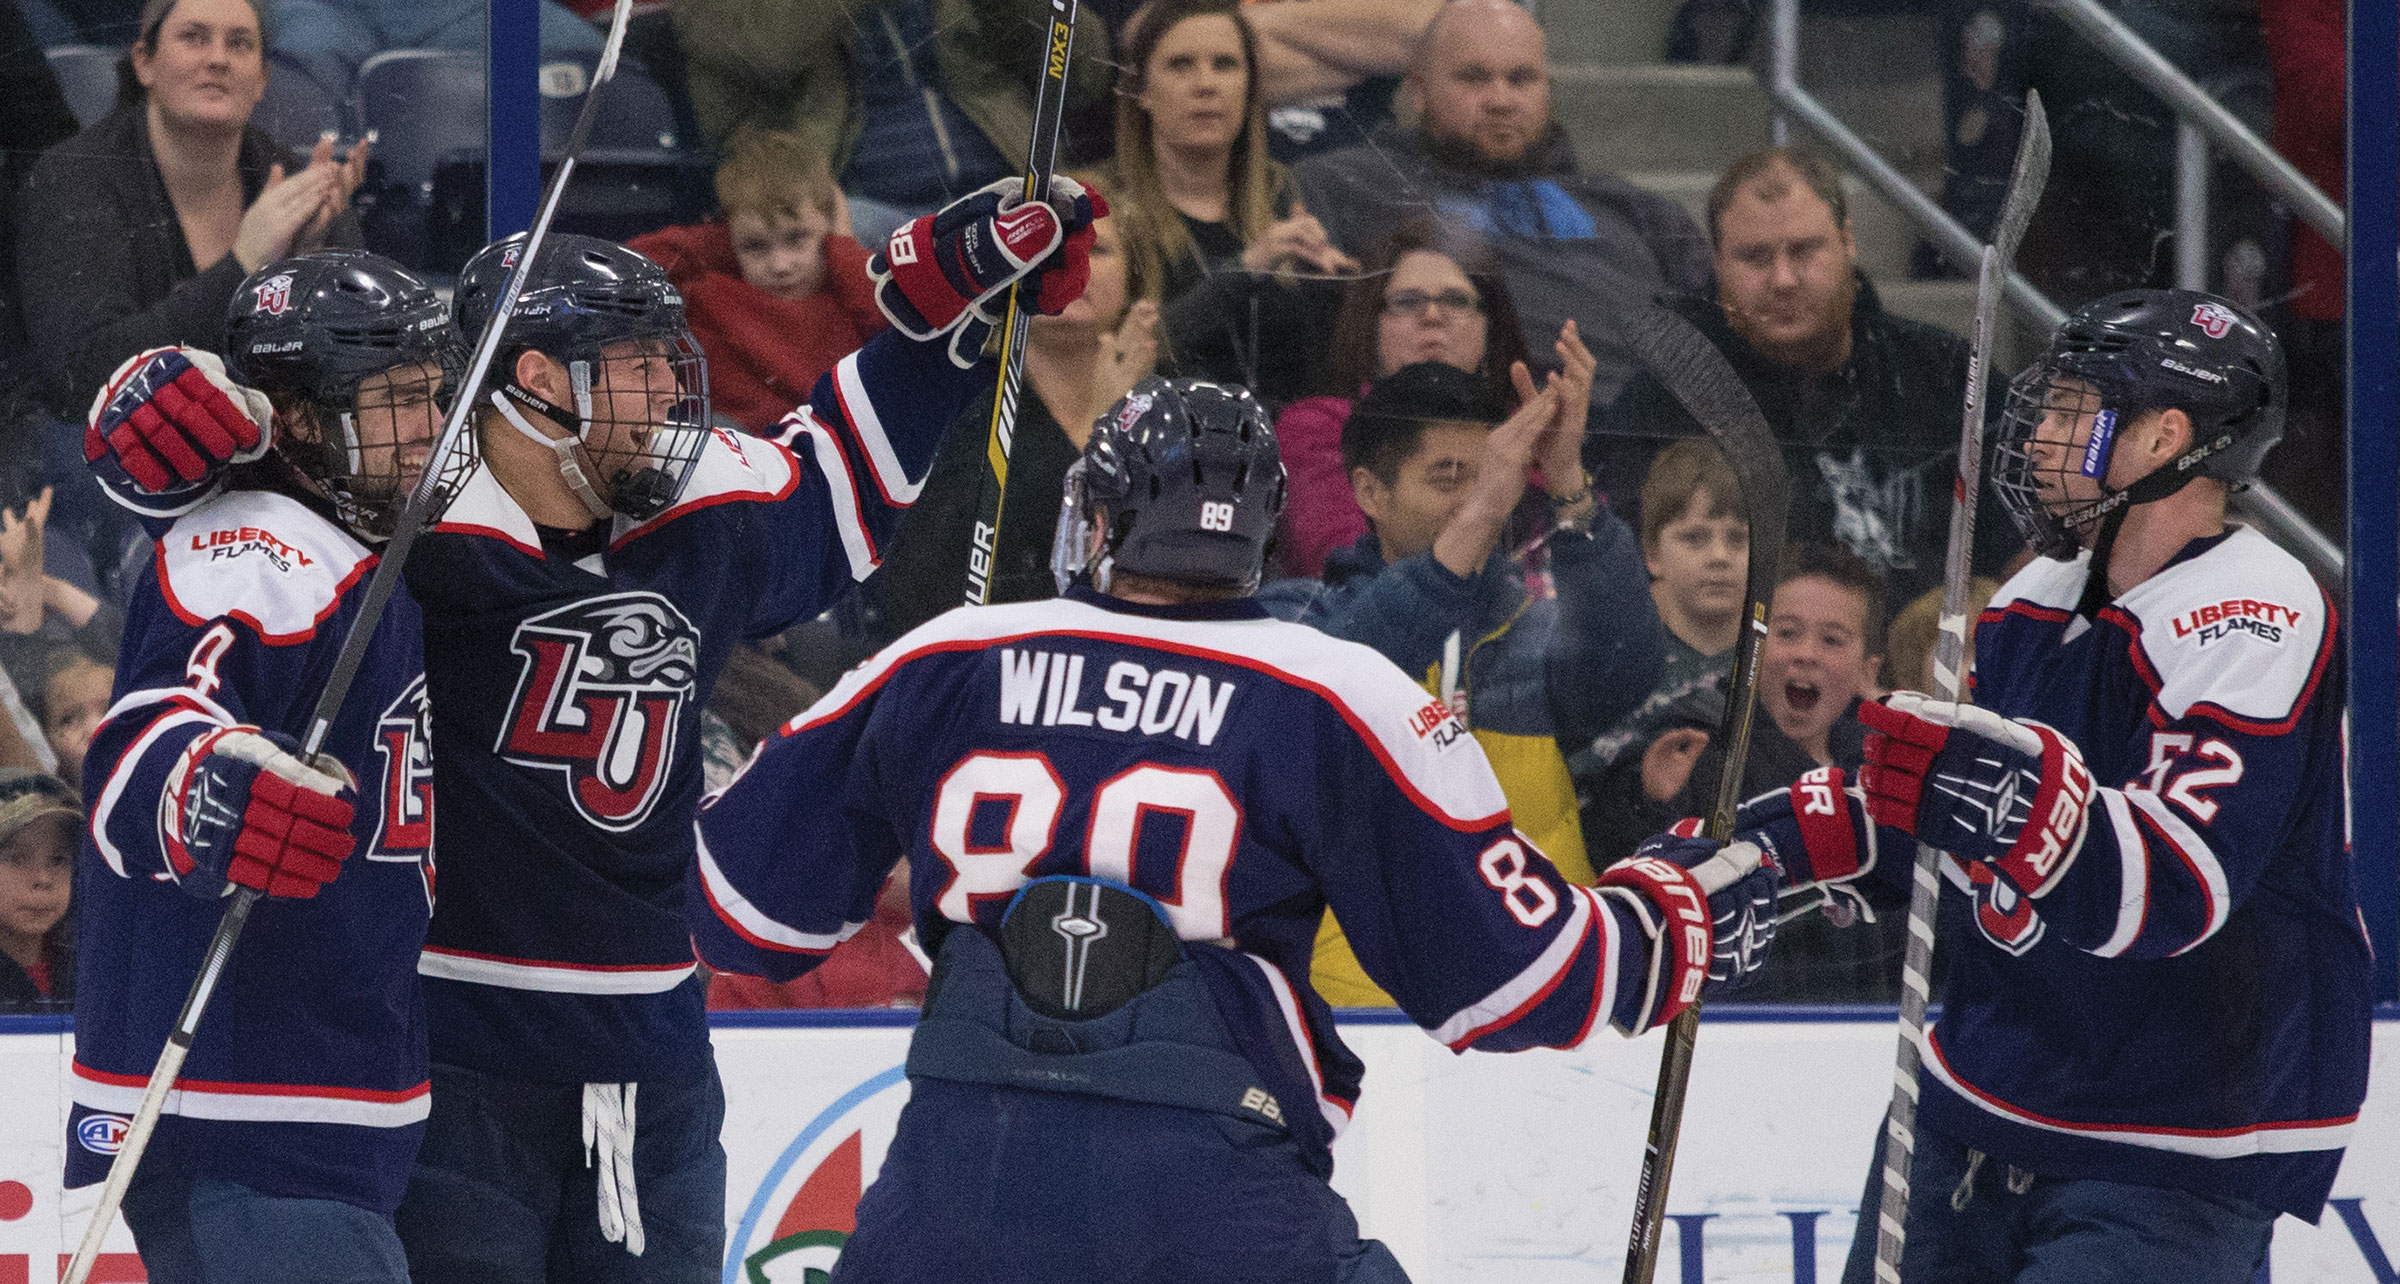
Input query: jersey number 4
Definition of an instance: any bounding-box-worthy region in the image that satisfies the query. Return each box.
[930,751,1240,939]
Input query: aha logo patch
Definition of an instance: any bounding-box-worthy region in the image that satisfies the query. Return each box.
[498,592,699,832]
[252,273,293,315]
[77,1113,129,1155]
[2169,597,2301,648]
[2189,302,2237,339]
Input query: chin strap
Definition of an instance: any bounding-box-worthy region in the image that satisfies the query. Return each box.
[491,389,612,521]
[2074,503,2128,620]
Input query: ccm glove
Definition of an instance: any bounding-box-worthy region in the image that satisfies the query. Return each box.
[159,727,358,899]
[1859,692,2094,898]
[86,347,271,511]
[1597,834,1777,1030]
[870,176,1108,366]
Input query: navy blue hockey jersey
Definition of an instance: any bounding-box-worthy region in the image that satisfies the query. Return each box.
[694,588,1680,1167]
[408,333,978,1082]
[1790,527,2367,1218]
[72,489,434,1213]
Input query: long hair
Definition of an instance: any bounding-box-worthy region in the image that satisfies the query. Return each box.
[1317,218,1532,405]
[1111,0,1283,302]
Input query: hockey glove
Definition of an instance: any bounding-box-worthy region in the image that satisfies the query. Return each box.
[1859,692,2093,899]
[159,726,358,900]
[1596,835,1777,1030]
[86,347,272,514]
[870,176,1108,366]
[1720,766,1877,889]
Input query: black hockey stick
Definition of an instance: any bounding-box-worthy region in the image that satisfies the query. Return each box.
[963,0,1080,606]
[1867,89,2050,1284]
[62,6,641,1276]
[1617,305,1790,1284]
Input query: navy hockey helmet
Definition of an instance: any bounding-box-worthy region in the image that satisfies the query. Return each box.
[1992,288,2285,560]
[225,249,464,540]
[455,232,711,521]
[1053,377,1287,594]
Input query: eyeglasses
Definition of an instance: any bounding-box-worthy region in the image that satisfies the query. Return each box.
[1382,289,1481,318]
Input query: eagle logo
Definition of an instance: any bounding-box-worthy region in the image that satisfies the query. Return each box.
[498,592,700,831]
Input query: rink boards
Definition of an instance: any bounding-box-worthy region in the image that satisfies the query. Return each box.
[0,1010,2393,1283]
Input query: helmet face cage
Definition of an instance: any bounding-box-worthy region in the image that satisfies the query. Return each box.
[1992,363,2121,561]
[284,338,468,540]
[542,328,712,521]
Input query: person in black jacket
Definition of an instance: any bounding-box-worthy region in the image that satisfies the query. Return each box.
[1589,147,2018,607]
[14,0,365,421]
[0,768,75,1013]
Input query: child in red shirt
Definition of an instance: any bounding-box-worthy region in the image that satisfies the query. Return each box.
[628,127,888,433]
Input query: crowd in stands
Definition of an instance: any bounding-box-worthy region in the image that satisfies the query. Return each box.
[0,0,2346,1013]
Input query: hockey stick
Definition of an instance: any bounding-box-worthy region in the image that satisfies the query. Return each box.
[963,0,1081,606]
[1868,89,2049,1284]
[61,6,639,1277]
[1617,305,1790,1284]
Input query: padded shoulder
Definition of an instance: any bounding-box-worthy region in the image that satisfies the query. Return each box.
[2114,528,2334,733]
[158,490,371,645]
[611,428,801,549]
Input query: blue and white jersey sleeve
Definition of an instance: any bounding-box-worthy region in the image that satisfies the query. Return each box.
[740,330,988,633]
[85,492,366,884]
[2024,556,2340,961]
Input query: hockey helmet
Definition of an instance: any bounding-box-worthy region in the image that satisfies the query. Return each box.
[225,249,464,540]
[1991,288,2285,560]
[455,232,711,521]
[1053,377,1286,594]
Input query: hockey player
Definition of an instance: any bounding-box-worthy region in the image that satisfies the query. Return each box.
[71,249,455,1284]
[691,377,1781,1283]
[390,186,1100,1281]
[1686,290,2369,1284]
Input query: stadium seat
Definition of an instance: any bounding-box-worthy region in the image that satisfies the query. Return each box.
[254,53,347,152]
[354,49,485,197]
[44,45,121,129]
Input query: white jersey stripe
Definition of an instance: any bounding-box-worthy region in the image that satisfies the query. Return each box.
[417,947,696,995]
[1923,1030,2352,1158]
[1245,953,1352,1136]
[1432,880,1592,1048]
[2124,790,2233,951]
[2089,790,2150,959]
[73,1062,431,1128]
[695,828,867,955]
[834,352,922,505]
[795,414,878,581]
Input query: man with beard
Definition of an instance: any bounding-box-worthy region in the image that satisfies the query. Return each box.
[1588,146,2018,605]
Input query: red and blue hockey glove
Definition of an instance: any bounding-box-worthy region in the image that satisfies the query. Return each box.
[1597,834,1777,1030]
[1720,766,1877,889]
[1859,692,2093,899]
[159,726,358,900]
[86,347,271,513]
[870,176,1108,368]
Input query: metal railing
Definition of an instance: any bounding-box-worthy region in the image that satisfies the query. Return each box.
[1763,0,2347,583]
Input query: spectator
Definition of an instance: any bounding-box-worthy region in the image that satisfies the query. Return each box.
[1106,0,1354,404]
[674,0,1113,248]
[16,0,365,421]
[1229,0,1438,161]
[1572,438,1744,796]
[1262,358,1662,1004]
[1,0,79,396]
[1293,0,1710,403]
[1585,544,1909,1002]
[0,768,75,1013]
[1588,146,2015,607]
[628,128,887,434]
[1273,217,1531,578]
[860,193,1157,642]
[259,0,606,103]
[0,489,120,707]
[40,650,111,788]
[1883,575,1999,698]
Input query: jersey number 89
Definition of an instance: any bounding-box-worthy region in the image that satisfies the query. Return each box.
[929,750,1241,939]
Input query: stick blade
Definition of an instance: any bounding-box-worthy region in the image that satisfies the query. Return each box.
[1621,305,1791,555]
[1992,89,2052,266]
